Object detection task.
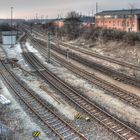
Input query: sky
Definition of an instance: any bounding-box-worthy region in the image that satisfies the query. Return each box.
[0,0,140,19]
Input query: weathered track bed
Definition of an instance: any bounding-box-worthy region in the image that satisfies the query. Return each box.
[30,34,140,88]
[29,36,140,109]
[22,51,140,140]
[22,25,140,71]
[0,61,87,140]
[48,41,140,88]
[58,41,140,71]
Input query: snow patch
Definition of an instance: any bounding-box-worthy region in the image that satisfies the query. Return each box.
[0,79,48,140]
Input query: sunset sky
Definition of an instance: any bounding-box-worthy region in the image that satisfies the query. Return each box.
[0,0,140,19]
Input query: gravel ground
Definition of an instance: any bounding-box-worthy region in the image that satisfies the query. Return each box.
[61,39,140,78]
[0,79,48,140]
[14,68,78,120]
[1,36,139,140]
[24,41,122,139]
[30,40,140,132]
[44,58,140,130]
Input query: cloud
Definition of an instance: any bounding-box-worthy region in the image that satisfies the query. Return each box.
[0,0,140,18]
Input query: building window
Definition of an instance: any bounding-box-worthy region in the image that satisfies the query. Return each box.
[127,22,129,26]
[118,21,119,26]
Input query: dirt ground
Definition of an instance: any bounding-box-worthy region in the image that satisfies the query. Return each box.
[65,37,140,66]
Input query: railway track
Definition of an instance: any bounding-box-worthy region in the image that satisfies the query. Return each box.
[0,61,87,140]
[29,36,140,109]
[23,27,140,88]
[49,42,140,88]
[23,25,140,71]
[57,41,140,71]
[22,51,140,140]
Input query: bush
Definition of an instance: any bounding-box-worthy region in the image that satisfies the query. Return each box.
[123,32,139,45]
[81,28,139,45]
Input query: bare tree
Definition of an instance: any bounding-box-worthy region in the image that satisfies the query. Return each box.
[64,11,81,39]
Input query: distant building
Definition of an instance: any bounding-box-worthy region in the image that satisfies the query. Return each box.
[80,16,95,28]
[52,16,95,29]
[95,9,140,32]
[53,19,64,28]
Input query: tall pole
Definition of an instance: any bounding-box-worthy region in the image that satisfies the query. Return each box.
[11,7,13,47]
[56,26,59,48]
[47,31,51,63]
[96,2,98,14]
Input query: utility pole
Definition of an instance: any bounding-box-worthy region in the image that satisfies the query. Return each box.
[57,15,60,48]
[11,7,14,47]
[96,2,98,14]
[92,10,94,23]
[66,49,69,61]
[36,13,38,24]
[16,25,19,39]
[47,31,51,63]
[57,28,60,48]
[130,7,134,32]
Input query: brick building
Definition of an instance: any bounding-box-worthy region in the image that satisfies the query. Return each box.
[95,9,140,32]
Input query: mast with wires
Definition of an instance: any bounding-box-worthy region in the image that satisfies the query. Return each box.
[96,2,98,14]
[10,7,14,47]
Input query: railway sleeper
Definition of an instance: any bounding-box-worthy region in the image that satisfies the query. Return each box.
[47,119,58,124]
[72,136,81,140]
[130,98,139,102]
[43,116,56,122]
[27,100,38,104]
[124,133,137,139]
[93,112,102,116]
[90,109,98,113]
[63,132,75,139]
[59,128,71,135]
[105,121,114,125]
[54,124,66,130]
[80,102,88,106]
[101,118,110,123]
[77,100,86,104]
[85,105,93,110]
[47,116,58,123]
[35,106,45,111]
[98,115,106,120]
[125,96,134,100]
[39,112,53,117]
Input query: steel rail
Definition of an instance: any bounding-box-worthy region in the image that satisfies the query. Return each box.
[22,51,140,140]
[0,61,87,140]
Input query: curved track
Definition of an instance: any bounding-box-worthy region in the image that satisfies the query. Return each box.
[26,26,140,88]
[22,24,140,71]
[0,61,87,140]
[58,41,140,71]
[22,51,140,140]
[50,43,140,88]
[27,33,140,89]
[29,36,140,109]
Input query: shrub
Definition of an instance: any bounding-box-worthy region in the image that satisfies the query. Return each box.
[123,32,139,45]
[81,28,139,45]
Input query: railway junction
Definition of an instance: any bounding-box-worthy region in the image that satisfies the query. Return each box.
[0,24,140,140]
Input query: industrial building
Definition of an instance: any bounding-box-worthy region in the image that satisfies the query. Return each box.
[95,9,140,32]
